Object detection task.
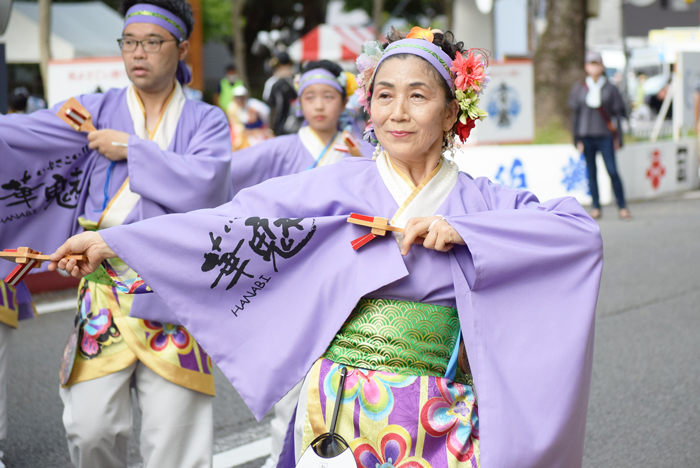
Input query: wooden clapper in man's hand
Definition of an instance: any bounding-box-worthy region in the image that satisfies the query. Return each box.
[57,98,97,132]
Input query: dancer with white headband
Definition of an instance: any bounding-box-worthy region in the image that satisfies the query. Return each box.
[50,28,603,468]
[0,1,231,466]
[230,60,374,198]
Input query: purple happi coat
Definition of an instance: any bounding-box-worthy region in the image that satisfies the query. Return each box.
[230,131,374,197]
[0,87,231,322]
[100,157,603,467]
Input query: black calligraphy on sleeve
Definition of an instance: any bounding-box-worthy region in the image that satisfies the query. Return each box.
[44,168,86,210]
[0,145,90,223]
[245,217,317,272]
[0,171,44,209]
[200,217,317,314]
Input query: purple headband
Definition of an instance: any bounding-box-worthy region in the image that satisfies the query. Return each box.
[297,68,344,96]
[123,4,191,84]
[375,39,454,90]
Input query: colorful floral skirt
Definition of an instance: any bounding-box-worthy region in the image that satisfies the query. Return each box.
[298,359,480,468]
[295,299,480,468]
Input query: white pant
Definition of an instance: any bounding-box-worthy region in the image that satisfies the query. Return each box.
[267,380,303,465]
[0,323,10,440]
[60,361,213,468]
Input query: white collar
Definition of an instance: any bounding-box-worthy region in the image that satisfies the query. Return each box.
[375,151,459,241]
[126,82,186,150]
[298,126,346,168]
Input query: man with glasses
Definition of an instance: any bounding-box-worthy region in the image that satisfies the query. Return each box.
[0,1,231,466]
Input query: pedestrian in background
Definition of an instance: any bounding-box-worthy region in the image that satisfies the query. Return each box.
[7,87,29,114]
[264,52,301,135]
[214,62,244,112]
[569,51,631,220]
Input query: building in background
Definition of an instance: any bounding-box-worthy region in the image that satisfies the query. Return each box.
[0,1,124,99]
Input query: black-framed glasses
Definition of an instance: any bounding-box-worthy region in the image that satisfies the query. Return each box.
[117,38,179,53]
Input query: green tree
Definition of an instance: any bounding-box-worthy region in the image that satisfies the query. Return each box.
[533,0,587,129]
[39,0,52,100]
[201,0,232,43]
[344,0,454,31]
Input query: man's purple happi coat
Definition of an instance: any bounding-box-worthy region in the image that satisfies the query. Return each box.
[100,157,603,467]
[230,131,374,197]
[0,87,232,322]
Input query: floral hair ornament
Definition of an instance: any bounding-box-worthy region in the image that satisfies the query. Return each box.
[355,33,489,145]
[406,26,434,42]
[451,49,489,142]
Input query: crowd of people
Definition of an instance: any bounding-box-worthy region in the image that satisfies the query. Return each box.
[0,1,605,467]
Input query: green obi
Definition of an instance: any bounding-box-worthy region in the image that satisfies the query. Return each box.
[324,298,469,383]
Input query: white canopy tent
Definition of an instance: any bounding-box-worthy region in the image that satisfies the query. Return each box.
[0,1,124,63]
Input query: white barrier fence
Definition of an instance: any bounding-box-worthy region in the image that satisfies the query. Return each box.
[454,138,699,206]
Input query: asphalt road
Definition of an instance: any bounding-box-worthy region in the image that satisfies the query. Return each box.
[1,194,699,467]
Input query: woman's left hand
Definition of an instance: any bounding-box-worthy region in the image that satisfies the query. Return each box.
[401,216,465,256]
[47,231,116,278]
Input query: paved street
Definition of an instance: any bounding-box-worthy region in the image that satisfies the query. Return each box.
[1,194,699,467]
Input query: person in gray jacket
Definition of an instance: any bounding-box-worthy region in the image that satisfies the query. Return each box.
[569,51,630,220]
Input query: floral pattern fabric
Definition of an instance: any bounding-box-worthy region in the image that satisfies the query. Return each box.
[66,278,215,395]
[76,282,122,359]
[324,365,416,421]
[420,379,479,462]
[143,320,192,353]
[301,359,480,468]
[351,425,431,468]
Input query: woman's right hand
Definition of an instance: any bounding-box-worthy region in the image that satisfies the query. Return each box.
[47,232,116,278]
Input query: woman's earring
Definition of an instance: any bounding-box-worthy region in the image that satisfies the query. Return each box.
[442,131,455,159]
[373,144,382,159]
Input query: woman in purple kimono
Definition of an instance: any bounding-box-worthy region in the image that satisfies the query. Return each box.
[230,60,374,197]
[49,29,603,468]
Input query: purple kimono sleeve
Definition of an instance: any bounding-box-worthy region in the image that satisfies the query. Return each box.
[447,182,602,468]
[0,96,100,276]
[99,164,409,419]
[229,135,311,198]
[0,97,93,154]
[127,107,232,213]
[229,134,374,199]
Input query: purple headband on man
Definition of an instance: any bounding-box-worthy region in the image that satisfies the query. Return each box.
[375,38,454,90]
[297,68,345,96]
[124,4,191,84]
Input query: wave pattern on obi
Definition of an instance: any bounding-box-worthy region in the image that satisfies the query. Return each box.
[323,298,466,381]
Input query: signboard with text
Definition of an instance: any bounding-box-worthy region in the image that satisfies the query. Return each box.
[454,139,698,205]
[47,57,130,107]
[454,144,608,206]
